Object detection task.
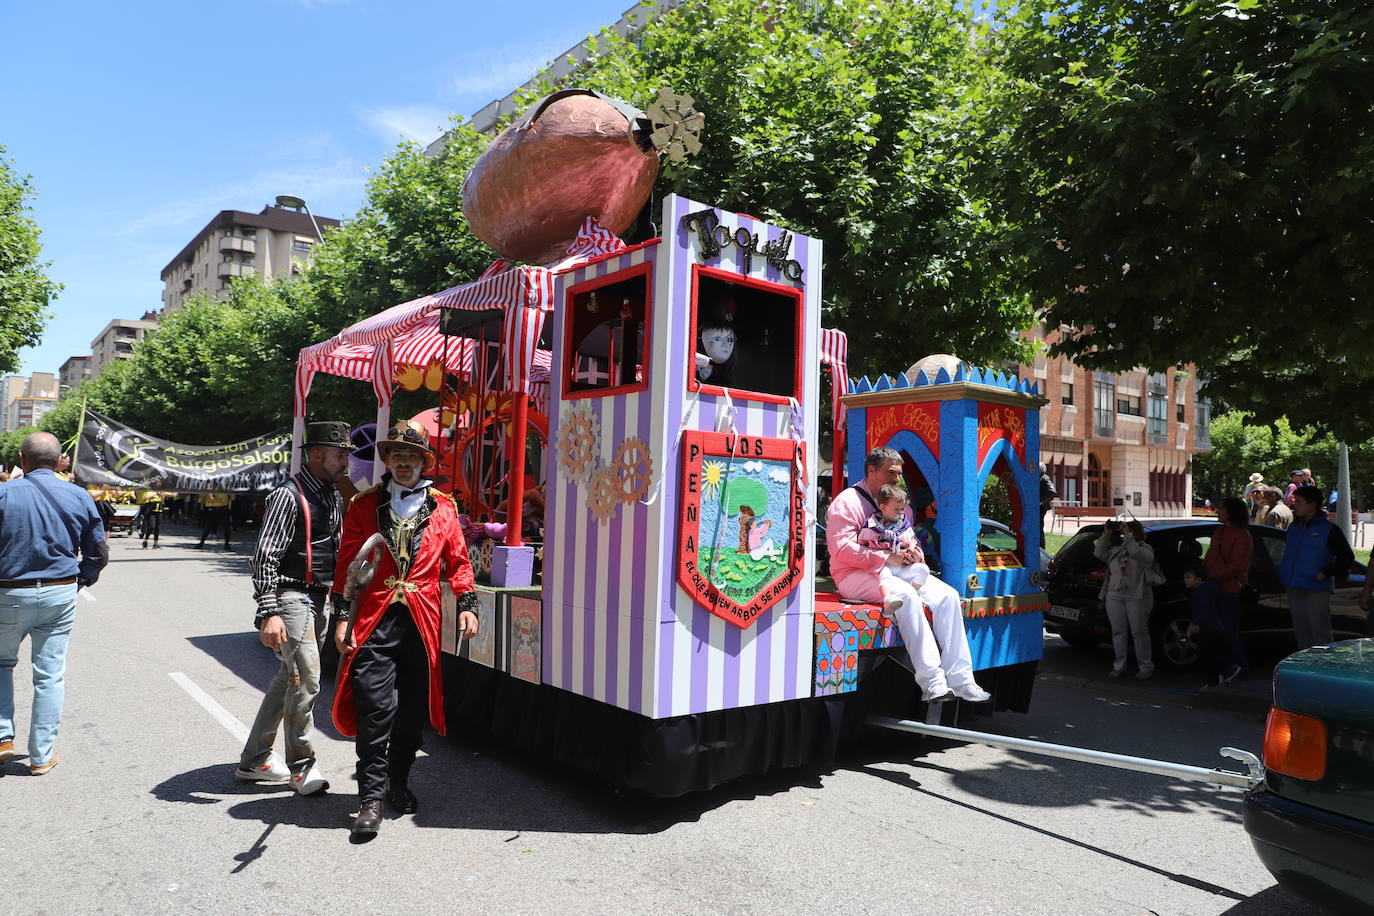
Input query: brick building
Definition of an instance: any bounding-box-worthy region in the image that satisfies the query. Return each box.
[1022,326,1211,518]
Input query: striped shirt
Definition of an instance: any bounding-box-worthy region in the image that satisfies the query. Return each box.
[250,469,344,619]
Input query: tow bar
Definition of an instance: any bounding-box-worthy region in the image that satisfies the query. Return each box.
[867,716,1266,790]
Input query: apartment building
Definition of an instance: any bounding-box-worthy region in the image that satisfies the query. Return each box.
[159,204,340,313]
[1022,327,1211,518]
[2,371,59,433]
[91,316,159,374]
[59,355,93,390]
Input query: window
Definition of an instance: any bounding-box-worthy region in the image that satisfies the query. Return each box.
[292,238,314,253]
[1148,396,1168,441]
[688,265,802,403]
[1116,394,1141,416]
[1061,381,1074,406]
[563,264,652,398]
[1195,399,1212,448]
[1176,402,1185,422]
[1094,381,1115,437]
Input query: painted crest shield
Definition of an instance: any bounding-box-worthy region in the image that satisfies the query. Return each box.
[677,431,806,628]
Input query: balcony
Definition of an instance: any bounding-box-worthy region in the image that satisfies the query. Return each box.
[220,237,256,254]
[217,262,254,278]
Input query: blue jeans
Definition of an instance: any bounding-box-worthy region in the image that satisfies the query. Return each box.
[0,583,79,767]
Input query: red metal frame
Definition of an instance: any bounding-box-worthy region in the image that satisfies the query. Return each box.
[686,264,805,407]
[561,260,654,401]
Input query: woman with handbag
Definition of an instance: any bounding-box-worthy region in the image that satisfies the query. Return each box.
[1094,519,1159,679]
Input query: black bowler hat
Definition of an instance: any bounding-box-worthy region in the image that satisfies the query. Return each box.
[301,421,352,450]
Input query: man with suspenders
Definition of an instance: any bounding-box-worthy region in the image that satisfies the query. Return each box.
[235,421,352,793]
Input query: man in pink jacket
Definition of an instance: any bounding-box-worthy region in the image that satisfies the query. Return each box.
[826,447,990,703]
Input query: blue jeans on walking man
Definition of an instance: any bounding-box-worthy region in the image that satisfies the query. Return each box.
[0,583,79,768]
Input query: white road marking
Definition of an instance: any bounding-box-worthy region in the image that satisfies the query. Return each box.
[169,671,249,743]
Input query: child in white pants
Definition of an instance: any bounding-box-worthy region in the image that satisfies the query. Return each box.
[856,485,929,610]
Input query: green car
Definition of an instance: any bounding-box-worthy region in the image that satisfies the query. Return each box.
[1244,638,1374,911]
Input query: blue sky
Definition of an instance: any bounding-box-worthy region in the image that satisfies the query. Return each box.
[3,0,638,378]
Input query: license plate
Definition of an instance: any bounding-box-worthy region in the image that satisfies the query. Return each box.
[1047,604,1082,622]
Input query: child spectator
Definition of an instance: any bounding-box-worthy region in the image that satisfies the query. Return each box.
[856,484,929,610]
[1185,565,1234,689]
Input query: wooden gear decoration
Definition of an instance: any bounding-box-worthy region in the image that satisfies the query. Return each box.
[557,408,600,484]
[611,436,653,503]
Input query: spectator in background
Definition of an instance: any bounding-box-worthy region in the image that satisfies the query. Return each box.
[1280,485,1355,650]
[1204,496,1253,679]
[1284,470,1304,508]
[1249,486,1268,525]
[1185,565,1234,690]
[1262,487,1293,530]
[1243,473,1264,500]
[1094,519,1157,680]
[1039,463,1057,545]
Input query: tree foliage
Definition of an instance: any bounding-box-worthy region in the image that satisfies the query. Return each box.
[51,0,1030,445]
[980,0,1374,436]
[0,146,60,374]
[570,0,1032,374]
[1191,411,1374,506]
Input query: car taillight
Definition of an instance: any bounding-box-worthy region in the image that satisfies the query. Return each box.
[1047,560,1057,576]
[1087,568,1106,582]
[1263,707,1327,781]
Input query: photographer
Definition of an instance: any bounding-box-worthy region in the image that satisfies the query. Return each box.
[1093,519,1157,679]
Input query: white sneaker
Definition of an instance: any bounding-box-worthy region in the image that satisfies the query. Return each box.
[920,680,954,703]
[289,757,330,796]
[952,683,992,703]
[234,758,290,784]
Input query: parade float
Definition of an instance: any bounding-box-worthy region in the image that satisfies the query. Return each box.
[292,88,1050,795]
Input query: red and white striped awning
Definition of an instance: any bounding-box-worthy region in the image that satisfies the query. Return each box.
[294,217,623,418]
[819,327,849,425]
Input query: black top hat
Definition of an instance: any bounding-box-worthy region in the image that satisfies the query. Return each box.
[301,421,352,450]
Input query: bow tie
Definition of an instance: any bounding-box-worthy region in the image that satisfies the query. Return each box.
[398,486,427,499]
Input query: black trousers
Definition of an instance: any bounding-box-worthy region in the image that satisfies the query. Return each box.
[351,603,429,802]
[199,506,229,546]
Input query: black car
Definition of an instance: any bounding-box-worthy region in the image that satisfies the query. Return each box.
[1044,521,1368,669]
[1244,639,1374,910]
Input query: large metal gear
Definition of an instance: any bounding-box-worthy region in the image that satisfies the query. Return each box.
[611,436,653,503]
[643,90,705,164]
[476,539,494,579]
[557,408,600,483]
[587,466,620,524]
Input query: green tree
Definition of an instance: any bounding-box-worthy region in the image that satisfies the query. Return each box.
[562,0,1033,373]
[0,147,61,373]
[1191,410,1374,506]
[981,0,1374,437]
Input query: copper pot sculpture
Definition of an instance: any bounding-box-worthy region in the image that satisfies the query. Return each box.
[462,89,703,265]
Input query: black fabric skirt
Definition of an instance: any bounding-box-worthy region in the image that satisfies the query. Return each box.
[440,653,1038,797]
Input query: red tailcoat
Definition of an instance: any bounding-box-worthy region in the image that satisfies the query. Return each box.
[330,485,475,737]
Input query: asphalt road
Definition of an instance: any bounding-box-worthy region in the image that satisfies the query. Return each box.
[2,524,1321,915]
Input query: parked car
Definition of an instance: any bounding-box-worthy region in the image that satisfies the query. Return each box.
[1243,639,1374,911]
[1044,521,1368,668]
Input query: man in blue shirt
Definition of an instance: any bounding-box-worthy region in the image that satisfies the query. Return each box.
[0,432,108,775]
[1280,485,1355,650]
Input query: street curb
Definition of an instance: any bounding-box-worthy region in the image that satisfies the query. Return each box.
[1036,670,1272,721]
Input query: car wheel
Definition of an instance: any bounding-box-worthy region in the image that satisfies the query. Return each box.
[1153,610,1200,670]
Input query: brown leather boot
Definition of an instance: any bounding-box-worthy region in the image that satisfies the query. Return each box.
[352,800,383,838]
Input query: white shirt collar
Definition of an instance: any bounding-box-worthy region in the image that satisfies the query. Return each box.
[387,477,431,519]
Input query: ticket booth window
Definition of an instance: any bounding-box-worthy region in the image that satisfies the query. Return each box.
[563,266,651,398]
[688,265,802,403]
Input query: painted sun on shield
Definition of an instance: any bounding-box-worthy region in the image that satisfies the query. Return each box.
[678,431,807,628]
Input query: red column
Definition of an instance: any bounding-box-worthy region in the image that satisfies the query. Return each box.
[505,392,528,548]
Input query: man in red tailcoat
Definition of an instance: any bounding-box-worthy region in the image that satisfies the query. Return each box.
[331,421,478,841]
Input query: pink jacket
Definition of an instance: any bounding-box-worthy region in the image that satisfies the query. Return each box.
[826,484,921,602]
